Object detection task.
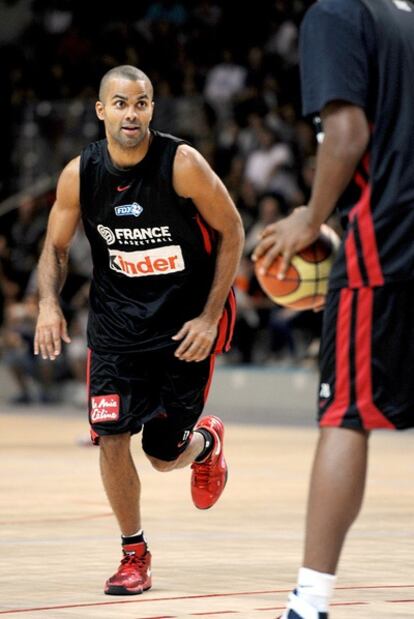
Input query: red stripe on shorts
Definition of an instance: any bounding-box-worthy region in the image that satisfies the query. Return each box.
[215,306,229,353]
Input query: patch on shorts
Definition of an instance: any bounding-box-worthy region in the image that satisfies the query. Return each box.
[90,394,120,423]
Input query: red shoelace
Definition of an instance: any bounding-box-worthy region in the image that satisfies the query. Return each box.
[119,553,147,573]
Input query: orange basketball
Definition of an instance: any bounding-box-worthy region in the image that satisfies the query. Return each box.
[254,225,340,310]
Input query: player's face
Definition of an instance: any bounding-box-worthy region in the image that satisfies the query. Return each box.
[96,78,154,149]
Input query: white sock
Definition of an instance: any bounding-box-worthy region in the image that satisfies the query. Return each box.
[295,567,336,612]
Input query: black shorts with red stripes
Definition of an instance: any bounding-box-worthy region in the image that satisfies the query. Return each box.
[87,346,216,460]
[318,282,414,430]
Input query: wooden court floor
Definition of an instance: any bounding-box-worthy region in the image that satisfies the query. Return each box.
[0,411,414,618]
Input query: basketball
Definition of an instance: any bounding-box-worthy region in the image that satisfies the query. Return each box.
[254,224,340,310]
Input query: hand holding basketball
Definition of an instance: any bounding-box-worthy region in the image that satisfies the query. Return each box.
[254,225,339,310]
[253,206,321,278]
[252,208,340,311]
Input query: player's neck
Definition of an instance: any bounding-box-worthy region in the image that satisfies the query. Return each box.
[107,130,152,170]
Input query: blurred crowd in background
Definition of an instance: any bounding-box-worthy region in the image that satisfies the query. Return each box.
[0,0,329,406]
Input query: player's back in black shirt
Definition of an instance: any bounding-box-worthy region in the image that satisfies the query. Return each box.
[300,0,414,288]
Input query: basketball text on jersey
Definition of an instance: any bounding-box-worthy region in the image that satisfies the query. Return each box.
[114,202,144,217]
[98,224,173,247]
[90,394,120,422]
[109,245,185,277]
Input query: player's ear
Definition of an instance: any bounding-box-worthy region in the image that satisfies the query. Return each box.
[95,101,105,121]
[149,100,155,122]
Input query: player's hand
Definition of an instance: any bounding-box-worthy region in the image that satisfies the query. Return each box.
[252,206,320,279]
[172,315,218,362]
[34,301,71,361]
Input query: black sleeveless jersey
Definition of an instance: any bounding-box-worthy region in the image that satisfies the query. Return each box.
[79,130,235,353]
[300,0,414,288]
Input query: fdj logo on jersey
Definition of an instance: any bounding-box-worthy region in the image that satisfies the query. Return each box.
[114,202,143,218]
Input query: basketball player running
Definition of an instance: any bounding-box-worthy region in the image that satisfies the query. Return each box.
[253,0,414,617]
[34,65,244,596]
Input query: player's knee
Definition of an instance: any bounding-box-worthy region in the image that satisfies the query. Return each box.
[146,454,177,472]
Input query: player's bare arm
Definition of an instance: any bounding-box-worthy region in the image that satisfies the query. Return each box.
[172,144,244,362]
[34,156,81,360]
[253,102,370,277]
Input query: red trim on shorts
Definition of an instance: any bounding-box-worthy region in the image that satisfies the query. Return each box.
[195,213,213,255]
[215,306,229,353]
[320,289,353,427]
[354,289,395,429]
[203,354,216,403]
[214,289,237,353]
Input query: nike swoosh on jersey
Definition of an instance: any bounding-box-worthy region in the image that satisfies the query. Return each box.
[117,184,131,192]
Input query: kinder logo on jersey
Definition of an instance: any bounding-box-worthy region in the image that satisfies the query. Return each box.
[114,202,143,218]
[90,394,120,422]
[109,245,185,278]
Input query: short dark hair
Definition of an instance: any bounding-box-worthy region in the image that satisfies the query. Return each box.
[99,65,153,101]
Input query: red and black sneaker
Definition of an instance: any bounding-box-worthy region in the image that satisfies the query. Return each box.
[104,542,152,596]
[191,415,228,510]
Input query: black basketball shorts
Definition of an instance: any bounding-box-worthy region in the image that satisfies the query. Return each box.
[87,347,216,460]
[318,282,414,430]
